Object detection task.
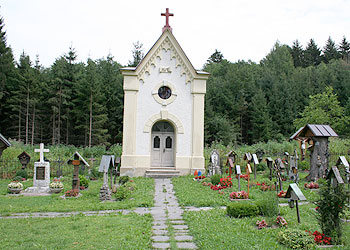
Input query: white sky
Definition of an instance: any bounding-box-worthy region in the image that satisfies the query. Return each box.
[1,0,350,69]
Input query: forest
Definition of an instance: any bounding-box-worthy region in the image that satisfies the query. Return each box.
[0,15,349,147]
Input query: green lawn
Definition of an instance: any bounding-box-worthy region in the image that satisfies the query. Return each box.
[0,177,154,215]
[173,173,350,249]
[0,213,153,250]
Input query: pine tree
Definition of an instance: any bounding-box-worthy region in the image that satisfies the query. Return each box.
[0,16,16,134]
[207,49,224,64]
[290,40,304,67]
[339,36,350,62]
[249,89,273,143]
[304,39,322,67]
[128,41,144,67]
[323,36,339,63]
[96,54,124,144]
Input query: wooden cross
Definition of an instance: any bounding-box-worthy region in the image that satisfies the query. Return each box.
[35,143,49,163]
[161,8,174,32]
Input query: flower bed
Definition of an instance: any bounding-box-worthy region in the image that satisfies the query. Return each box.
[277,190,286,198]
[230,191,248,200]
[304,182,319,189]
[307,230,332,245]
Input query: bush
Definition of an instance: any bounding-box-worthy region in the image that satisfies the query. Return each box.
[298,161,309,171]
[13,176,23,181]
[210,174,221,185]
[256,163,266,172]
[115,185,131,201]
[277,229,315,249]
[226,201,259,218]
[79,175,89,188]
[15,169,28,179]
[256,192,279,217]
[90,166,101,180]
[119,176,129,185]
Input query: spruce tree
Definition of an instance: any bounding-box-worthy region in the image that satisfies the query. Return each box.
[339,36,350,62]
[128,41,144,67]
[290,40,304,67]
[0,15,16,134]
[323,36,340,63]
[304,39,322,67]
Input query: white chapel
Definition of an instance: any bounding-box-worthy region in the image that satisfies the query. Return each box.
[120,9,210,177]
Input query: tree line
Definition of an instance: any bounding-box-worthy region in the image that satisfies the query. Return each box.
[0,14,349,147]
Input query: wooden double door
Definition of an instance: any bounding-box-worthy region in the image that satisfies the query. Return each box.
[151,121,174,167]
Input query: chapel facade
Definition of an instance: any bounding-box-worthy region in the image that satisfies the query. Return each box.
[120,9,209,177]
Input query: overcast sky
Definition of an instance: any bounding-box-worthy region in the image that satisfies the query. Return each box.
[1,0,349,69]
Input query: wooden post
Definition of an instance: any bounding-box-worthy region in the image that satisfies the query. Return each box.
[238,175,241,191]
[72,158,81,192]
[247,174,250,198]
[228,158,234,177]
[246,163,252,198]
[296,200,300,223]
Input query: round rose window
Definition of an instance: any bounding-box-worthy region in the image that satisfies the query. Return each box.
[158,86,172,100]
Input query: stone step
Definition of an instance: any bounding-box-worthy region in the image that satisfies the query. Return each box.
[146,169,180,178]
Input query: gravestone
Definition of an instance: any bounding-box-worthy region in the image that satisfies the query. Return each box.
[273,159,283,191]
[285,183,306,223]
[25,143,50,193]
[98,155,115,201]
[67,152,89,192]
[327,166,344,187]
[209,150,220,176]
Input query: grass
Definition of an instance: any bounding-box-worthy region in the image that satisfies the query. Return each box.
[174,172,350,249]
[0,177,154,215]
[172,172,321,207]
[0,213,153,250]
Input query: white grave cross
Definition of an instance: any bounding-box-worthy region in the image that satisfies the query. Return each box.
[35,143,49,163]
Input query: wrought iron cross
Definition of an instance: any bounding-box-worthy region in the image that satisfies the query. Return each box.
[161,8,173,32]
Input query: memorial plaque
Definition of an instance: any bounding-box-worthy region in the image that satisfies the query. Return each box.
[36,167,45,180]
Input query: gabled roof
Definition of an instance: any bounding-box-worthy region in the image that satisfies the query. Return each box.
[121,29,209,83]
[99,155,115,172]
[327,166,344,184]
[290,124,338,139]
[67,152,90,166]
[285,183,306,201]
[0,133,11,147]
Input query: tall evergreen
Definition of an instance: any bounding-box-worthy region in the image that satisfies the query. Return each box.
[304,39,322,67]
[290,40,304,67]
[0,15,16,134]
[128,41,144,67]
[339,36,350,62]
[323,36,339,63]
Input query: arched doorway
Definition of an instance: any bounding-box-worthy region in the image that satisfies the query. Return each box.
[151,121,175,167]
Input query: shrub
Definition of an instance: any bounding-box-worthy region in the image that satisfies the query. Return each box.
[256,163,266,172]
[226,201,259,218]
[256,192,279,217]
[210,174,221,185]
[298,161,309,171]
[79,175,89,188]
[90,166,101,180]
[115,185,131,201]
[315,178,348,244]
[277,229,315,249]
[15,169,28,179]
[13,176,23,181]
[119,176,129,185]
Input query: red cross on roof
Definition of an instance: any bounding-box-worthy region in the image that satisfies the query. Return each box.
[161,8,174,32]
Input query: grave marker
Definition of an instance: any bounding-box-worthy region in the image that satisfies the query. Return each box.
[266,157,273,180]
[252,153,259,179]
[99,155,115,201]
[246,163,252,198]
[25,143,50,193]
[17,151,31,169]
[226,151,237,177]
[326,166,344,187]
[285,183,306,223]
[67,152,89,192]
[235,165,241,191]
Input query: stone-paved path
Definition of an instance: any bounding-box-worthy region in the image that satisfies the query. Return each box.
[151,178,197,249]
